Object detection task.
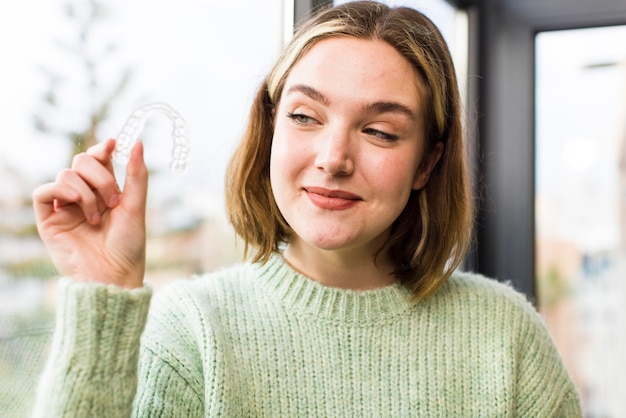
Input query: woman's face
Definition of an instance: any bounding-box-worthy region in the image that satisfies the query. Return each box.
[270,37,435,260]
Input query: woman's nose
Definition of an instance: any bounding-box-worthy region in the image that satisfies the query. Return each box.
[314,128,354,175]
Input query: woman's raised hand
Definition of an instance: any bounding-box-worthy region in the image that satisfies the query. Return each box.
[32,139,149,288]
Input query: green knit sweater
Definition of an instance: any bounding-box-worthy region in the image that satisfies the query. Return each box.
[34,254,581,417]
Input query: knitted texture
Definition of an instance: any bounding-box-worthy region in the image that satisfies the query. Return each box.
[34,255,582,417]
[33,279,151,418]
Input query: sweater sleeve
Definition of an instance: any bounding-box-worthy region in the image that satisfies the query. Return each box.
[131,282,206,417]
[512,297,583,417]
[33,278,152,418]
[132,346,204,416]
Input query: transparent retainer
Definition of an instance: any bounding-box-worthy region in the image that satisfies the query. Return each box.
[113,102,190,173]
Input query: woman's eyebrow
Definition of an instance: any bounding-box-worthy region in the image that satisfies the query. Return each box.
[361,101,416,120]
[285,84,330,105]
[285,83,416,120]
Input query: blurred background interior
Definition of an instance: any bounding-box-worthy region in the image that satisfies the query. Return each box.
[1,0,625,416]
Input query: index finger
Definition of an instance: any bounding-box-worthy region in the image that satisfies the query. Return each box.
[86,138,117,170]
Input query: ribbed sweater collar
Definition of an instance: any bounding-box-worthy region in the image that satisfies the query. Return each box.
[255,253,416,325]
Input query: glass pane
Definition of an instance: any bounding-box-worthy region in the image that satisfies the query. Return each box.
[535,25,626,417]
[0,0,286,415]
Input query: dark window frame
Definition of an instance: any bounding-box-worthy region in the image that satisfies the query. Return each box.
[467,0,626,300]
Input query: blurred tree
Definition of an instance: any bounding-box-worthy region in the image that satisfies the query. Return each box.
[33,0,131,160]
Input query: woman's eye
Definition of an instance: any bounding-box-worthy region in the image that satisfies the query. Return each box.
[286,112,316,125]
[363,128,399,141]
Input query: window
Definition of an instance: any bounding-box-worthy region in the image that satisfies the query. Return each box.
[535,25,626,416]
[0,0,287,415]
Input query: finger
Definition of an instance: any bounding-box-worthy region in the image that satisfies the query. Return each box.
[86,138,117,168]
[54,169,105,225]
[72,151,121,209]
[121,141,149,215]
[32,182,80,222]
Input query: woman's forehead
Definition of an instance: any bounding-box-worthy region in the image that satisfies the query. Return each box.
[281,37,423,111]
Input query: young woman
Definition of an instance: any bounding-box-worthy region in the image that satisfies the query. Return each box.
[32,1,582,416]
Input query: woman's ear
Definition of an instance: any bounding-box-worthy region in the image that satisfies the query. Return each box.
[412,141,444,190]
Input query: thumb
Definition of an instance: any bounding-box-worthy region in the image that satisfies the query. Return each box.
[122,141,149,214]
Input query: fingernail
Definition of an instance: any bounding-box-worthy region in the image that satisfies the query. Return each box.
[108,193,120,207]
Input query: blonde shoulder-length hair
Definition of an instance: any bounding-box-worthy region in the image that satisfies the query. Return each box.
[226,0,473,299]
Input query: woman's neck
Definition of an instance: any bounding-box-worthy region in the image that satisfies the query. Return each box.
[282,242,397,290]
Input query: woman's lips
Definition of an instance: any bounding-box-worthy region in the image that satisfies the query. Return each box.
[304,187,362,210]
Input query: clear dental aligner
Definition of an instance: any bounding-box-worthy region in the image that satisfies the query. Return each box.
[113,102,190,173]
